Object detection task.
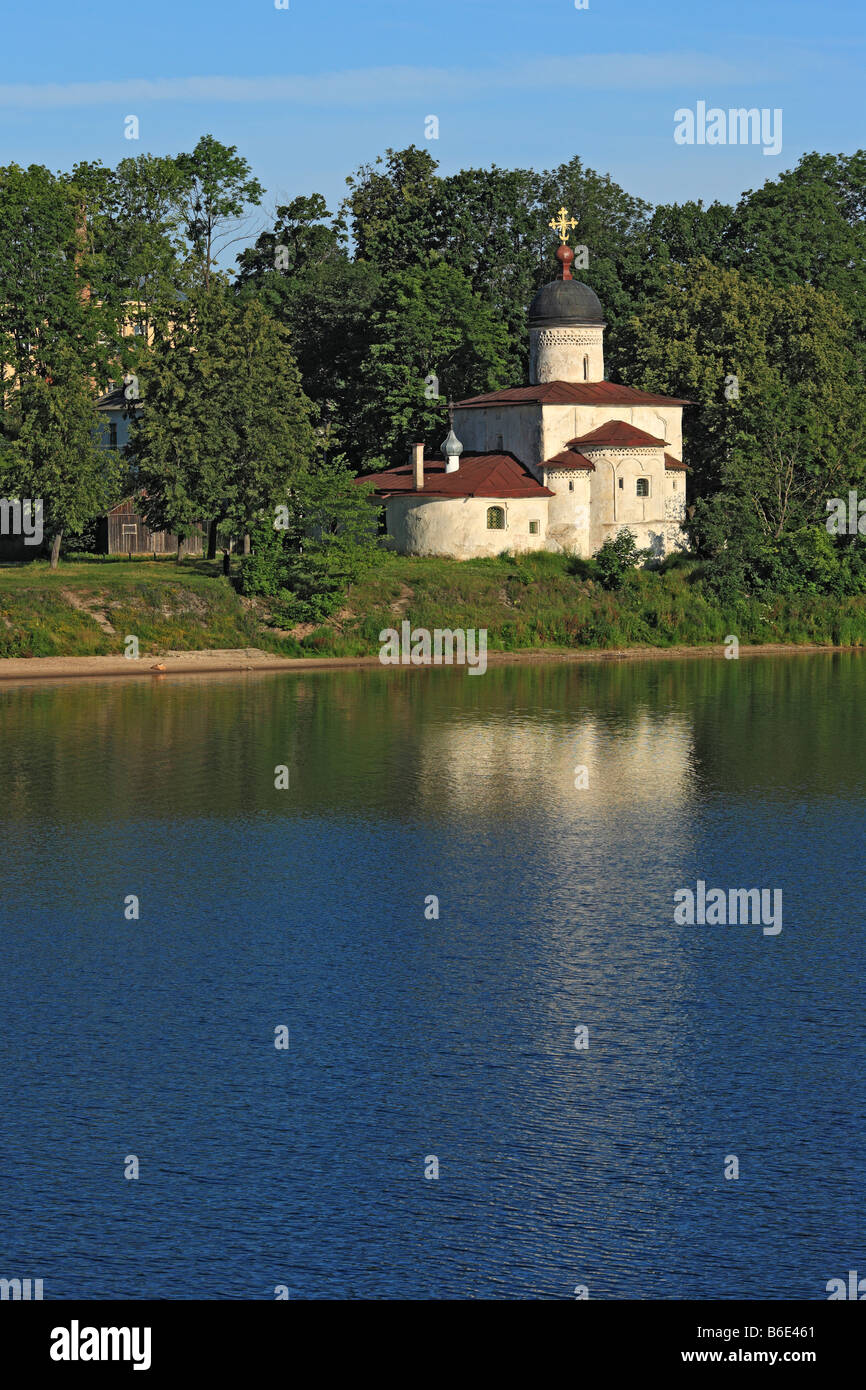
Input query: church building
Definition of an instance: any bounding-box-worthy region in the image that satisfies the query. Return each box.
[358,208,689,559]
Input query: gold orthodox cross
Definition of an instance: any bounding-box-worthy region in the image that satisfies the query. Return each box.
[549,206,578,243]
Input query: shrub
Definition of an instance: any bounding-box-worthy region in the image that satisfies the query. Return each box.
[239,462,382,624]
[594,529,650,590]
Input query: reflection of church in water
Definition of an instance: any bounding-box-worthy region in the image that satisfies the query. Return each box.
[413,700,695,822]
[359,207,689,560]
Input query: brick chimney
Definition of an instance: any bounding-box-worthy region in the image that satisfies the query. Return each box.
[412,443,425,490]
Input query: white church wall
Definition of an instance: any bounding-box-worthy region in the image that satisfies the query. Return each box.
[663,473,689,552]
[584,446,673,556]
[385,493,550,558]
[540,403,683,465]
[543,468,592,556]
[530,326,604,385]
[452,405,543,473]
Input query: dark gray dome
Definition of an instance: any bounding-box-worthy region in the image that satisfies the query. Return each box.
[528,278,605,328]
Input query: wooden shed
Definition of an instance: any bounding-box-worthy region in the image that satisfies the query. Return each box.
[99,498,204,556]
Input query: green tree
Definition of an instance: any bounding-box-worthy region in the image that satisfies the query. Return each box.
[0,354,123,566]
[342,145,442,270]
[236,195,380,451]
[538,154,653,354]
[691,382,866,596]
[176,135,264,289]
[0,163,119,565]
[69,153,189,363]
[615,258,861,501]
[239,461,381,623]
[342,148,656,385]
[131,284,315,569]
[355,261,511,470]
[646,199,733,268]
[0,163,109,403]
[593,529,648,589]
[721,151,866,347]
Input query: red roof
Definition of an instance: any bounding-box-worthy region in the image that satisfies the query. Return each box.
[569,421,668,449]
[457,380,691,408]
[543,448,596,470]
[356,452,552,499]
[664,453,688,471]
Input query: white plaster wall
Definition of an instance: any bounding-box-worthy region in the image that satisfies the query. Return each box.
[543,468,592,555]
[452,404,543,474]
[529,326,604,385]
[385,493,549,558]
[541,403,683,465]
[585,446,679,556]
[663,473,688,551]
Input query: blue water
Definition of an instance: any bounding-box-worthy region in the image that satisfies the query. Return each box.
[0,657,863,1298]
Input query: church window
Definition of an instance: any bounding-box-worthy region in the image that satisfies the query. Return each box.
[583,355,588,380]
[568,481,574,492]
[529,520,540,535]
[618,477,624,489]
[487,506,505,530]
[672,479,678,490]
[636,477,650,498]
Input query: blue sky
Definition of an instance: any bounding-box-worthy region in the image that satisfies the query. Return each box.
[1,0,862,238]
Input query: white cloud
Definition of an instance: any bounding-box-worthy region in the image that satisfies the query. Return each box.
[0,53,799,111]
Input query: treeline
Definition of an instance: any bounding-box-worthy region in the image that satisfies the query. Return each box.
[0,139,864,600]
[238,145,866,599]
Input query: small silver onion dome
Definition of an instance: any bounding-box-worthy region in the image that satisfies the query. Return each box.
[441,427,463,457]
[441,420,463,474]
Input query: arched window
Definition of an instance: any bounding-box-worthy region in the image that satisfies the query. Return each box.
[487,506,506,530]
[636,477,650,498]
[583,355,589,380]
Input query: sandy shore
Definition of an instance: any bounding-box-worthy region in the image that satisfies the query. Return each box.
[0,641,858,684]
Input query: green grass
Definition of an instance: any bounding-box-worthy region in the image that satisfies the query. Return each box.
[0,557,259,658]
[1,550,865,659]
[281,551,866,657]
[0,556,226,587]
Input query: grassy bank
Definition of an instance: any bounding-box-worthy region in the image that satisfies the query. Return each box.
[2,551,866,660]
[0,557,261,658]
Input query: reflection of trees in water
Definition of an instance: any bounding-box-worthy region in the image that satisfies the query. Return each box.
[1,653,864,824]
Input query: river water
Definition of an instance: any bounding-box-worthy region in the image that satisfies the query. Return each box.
[0,655,863,1299]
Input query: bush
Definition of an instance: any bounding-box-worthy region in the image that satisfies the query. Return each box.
[238,462,382,624]
[593,529,650,590]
